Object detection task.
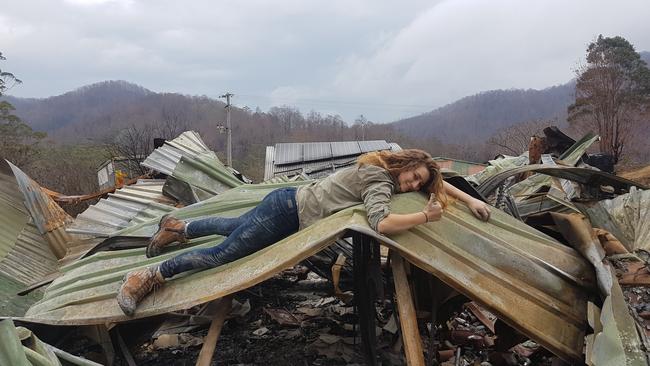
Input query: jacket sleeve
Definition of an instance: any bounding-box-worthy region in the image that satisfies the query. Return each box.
[361,180,393,231]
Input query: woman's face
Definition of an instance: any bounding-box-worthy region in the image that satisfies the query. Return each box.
[397,165,430,192]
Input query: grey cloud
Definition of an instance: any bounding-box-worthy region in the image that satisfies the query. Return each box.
[1,0,648,123]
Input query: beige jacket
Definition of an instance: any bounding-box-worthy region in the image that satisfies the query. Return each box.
[295,164,397,231]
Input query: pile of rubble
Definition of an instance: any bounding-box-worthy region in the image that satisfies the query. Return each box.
[1,128,649,365]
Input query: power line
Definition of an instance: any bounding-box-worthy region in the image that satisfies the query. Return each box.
[234,93,436,110]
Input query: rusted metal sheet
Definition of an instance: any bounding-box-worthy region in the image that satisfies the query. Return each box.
[3,161,72,235]
[23,187,592,362]
[2,160,73,258]
[0,159,60,316]
[579,187,650,252]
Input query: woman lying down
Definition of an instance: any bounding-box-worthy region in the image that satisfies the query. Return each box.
[117,149,491,316]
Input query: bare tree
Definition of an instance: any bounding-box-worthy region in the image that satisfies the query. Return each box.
[487,119,553,156]
[158,106,190,139]
[568,35,650,164]
[105,124,156,175]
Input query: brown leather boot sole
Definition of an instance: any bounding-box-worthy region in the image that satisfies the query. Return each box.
[116,266,165,316]
[146,215,188,258]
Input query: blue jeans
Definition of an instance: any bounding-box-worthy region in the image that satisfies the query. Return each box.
[159,187,299,279]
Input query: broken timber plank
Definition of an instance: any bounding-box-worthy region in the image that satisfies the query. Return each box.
[195,296,233,366]
[391,251,425,366]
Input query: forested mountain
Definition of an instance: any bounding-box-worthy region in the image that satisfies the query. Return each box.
[2,79,577,152]
[4,81,153,135]
[3,81,405,180]
[390,52,650,144]
[390,82,575,143]
[4,51,648,172]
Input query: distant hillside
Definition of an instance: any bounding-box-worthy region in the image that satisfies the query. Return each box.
[390,82,575,144]
[4,51,648,161]
[4,80,153,134]
[2,81,403,181]
[390,51,650,144]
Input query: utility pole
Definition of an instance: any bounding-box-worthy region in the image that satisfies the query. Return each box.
[219,92,234,167]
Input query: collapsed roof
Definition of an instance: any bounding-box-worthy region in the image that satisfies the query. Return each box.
[1,129,649,364]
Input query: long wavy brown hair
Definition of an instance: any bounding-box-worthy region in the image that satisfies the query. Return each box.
[357,149,447,208]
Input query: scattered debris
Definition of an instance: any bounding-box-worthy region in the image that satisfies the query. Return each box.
[3,127,650,365]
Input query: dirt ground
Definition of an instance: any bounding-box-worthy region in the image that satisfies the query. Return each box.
[132,273,369,366]
[619,164,650,186]
[43,266,563,366]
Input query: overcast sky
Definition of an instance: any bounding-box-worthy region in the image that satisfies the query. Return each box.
[1,0,649,123]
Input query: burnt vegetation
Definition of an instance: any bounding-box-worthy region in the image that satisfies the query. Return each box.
[1,45,649,205]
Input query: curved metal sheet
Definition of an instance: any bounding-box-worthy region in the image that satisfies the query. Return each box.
[0,160,60,316]
[141,131,244,195]
[23,188,593,362]
[1,160,74,259]
[477,165,646,197]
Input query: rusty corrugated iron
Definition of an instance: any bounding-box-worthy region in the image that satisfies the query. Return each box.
[3,160,73,259]
[0,159,60,316]
[23,185,593,362]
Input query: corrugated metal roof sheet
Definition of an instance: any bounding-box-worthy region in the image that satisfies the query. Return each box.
[272,156,358,179]
[1,222,58,285]
[2,160,73,258]
[274,140,394,166]
[331,141,361,157]
[141,131,215,174]
[580,186,650,252]
[141,131,244,195]
[274,143,303,165]
[66,180,176,237]
[23,185,592,362]
[303,142,332,162]
[261,175,309,184]
[1,159,60,316]
[266,140,402,180]
[264,146,276,181]
[358,140,390,153]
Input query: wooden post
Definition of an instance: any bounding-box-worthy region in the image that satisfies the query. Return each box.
[391,251,425,366]
[195,296,233,366]
[111,327,136,366]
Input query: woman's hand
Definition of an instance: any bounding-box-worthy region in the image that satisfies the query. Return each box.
[467,198,491,221]
[423,194,443,222]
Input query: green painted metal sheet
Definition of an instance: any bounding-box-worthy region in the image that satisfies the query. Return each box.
[22,185,594,362]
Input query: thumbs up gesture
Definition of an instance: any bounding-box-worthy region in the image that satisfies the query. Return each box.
[422,194,443,222]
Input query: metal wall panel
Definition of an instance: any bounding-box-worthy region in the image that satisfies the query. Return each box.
[274,143,303,165]
[331,141,361,158]
[358,140,390,153]
[267,140,400,180]
[264,146,276,181]
[302,142,332,162]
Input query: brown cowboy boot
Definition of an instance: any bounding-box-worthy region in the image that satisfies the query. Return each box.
[146,215,188,258]
[116,266,165,316]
